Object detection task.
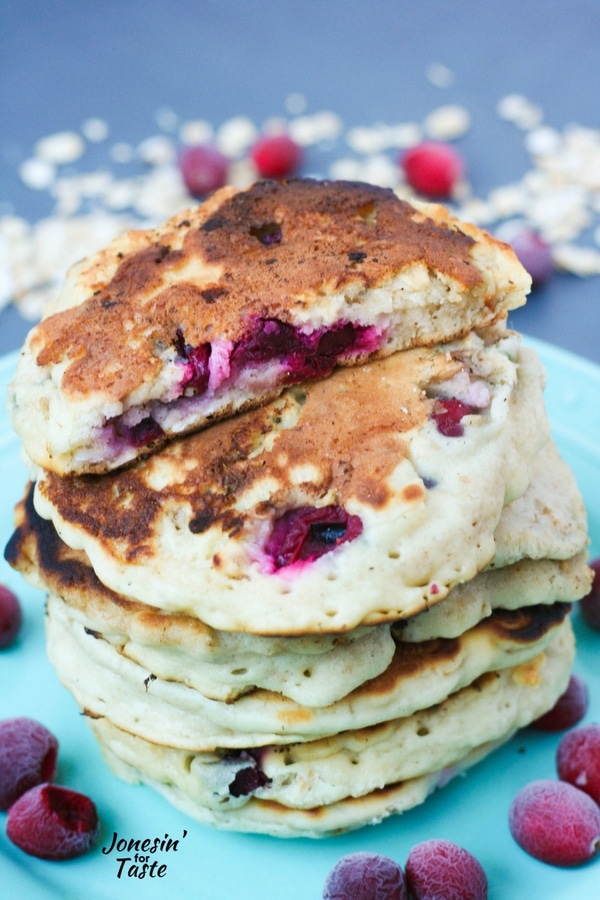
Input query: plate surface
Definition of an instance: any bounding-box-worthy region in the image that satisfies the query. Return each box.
[0,337,599,900]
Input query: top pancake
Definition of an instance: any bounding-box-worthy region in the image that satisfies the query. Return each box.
[7,178,530,475]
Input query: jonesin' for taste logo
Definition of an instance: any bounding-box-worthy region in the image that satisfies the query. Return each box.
[102,829,188,880]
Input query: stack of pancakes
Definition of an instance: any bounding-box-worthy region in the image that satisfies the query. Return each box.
[5,180,591,838]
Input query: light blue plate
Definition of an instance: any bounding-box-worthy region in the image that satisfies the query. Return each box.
[0,338,599,900]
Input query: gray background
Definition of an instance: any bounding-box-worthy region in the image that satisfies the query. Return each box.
[1,0,599,362]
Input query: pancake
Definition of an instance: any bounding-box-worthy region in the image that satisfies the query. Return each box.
[31,329,550,634]
[7,179,530,476]
[45,592,572,749]
[5,478,589,705]
[86,620,573,837]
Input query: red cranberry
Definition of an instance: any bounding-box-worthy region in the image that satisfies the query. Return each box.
[0,717,58,810]
[431,398,475,437]
[509,228,554,288]
[509,779,600,866]
[579,558,600,630]
[250,133,303,179]
[557,723,600,805]
[179,144,229,198]
[0,584,22,649]
[405,839,488,900]
[401,141,465,198]
[7,783,99,860]
[530,673,589,731]
[323,851,407,900]
[266,506,363,570]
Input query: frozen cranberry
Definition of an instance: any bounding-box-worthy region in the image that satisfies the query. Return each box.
[266,506,363,570]
[508,228,554,288]
[0,717,58,810]
[557,723,600,805]
[251,133,303,179]
[431,398,475,437]
[530,673,589,731]
[579,558,600,630]
[0,584,22,649]
[7,783,99,860]
[179,144,229,198]
[509,779,600,866]
[401,141,465,198]
[405,839,487,900]
[323,851,407,900]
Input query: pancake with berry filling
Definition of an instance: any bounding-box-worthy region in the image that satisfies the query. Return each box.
[30,328,550,635]
[78,618,574,837]
[7,178,531,476]
[44,591,572,749]
[5,454,590,705]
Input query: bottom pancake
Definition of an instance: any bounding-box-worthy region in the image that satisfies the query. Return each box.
[87,620,574,837]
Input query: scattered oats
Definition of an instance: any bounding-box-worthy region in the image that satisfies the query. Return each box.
[81,118,110,143]
[285,93,307,115]
[527,185,591,243]
[424,104,471,140]
[179,119,214,146]
[524,125,562,157]
[387,122,423,149]
[132,165,188,219]
[137,135,177,166]
[346,125,390,155]
[227,157,257,189]
[496,93,543,130]
[216,116,258,157]
[328,157,366,181]
[34,130,86,165]
[425,62,455,88]
[109,142,135,164]
[288,111,343,146]
[155,106,179,133]
[458,197,496,226]
[102,178,139,211]
[19,157,56,190]
[359,154,399,188]
[488,184,528,218]
[553,243,600,276]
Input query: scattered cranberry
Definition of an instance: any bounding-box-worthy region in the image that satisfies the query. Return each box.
[322,851,407,900]
[0,584,22,649]
[431,398,475,437]
[250,133,303,179]
[509,779,600,866]
[530,673,589,731]
[579,559,600,630]
[508,228,554,288]
[7,783,99,860]
[405,839,487,900]
[179,144,229,198]
[0,717,58,810]
[557,723,600,805]
[401,141,465,199]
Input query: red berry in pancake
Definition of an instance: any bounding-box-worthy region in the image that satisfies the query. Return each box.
[180,144,229,197]
[7,783,99,860]
[557,723,600,805]
[401,141,465,198]
[323,851,407,900]
[0,717,58,810]
[251,133,303,179]
[509,779,600,866]
[405,839,488,900]
[530,673,589,731]
[0,584,22,649]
